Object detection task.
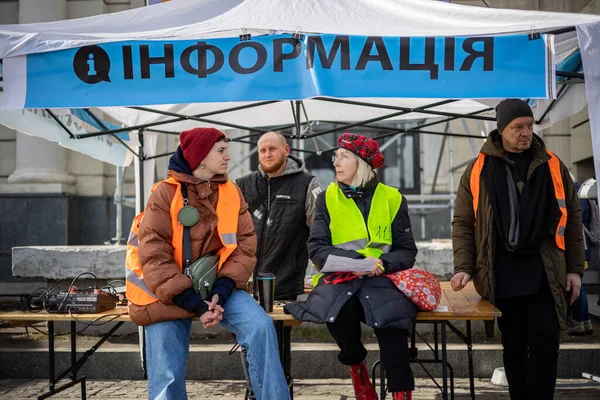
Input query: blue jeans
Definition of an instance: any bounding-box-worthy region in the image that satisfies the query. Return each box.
[571,285,590,322]
[145,290,290,400]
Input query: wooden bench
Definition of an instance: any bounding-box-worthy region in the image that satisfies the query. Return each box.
[0,281,499,400]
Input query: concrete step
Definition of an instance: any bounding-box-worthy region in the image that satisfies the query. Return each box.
[1,342,599,381]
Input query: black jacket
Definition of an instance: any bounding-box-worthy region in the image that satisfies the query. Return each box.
[236,157,316,299]
[285,180,419,332]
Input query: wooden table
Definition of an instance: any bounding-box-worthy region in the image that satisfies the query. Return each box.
[0,304,299,400]
[0,282,499,400]
[405,282,500,400]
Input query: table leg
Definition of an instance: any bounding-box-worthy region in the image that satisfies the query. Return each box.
[48,321,55,393]
[441,322,448,400]
[71,321,77,381]
[276,322,293,399]
[467,321,475,400]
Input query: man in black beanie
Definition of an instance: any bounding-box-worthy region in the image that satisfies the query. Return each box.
[451,99,584,399]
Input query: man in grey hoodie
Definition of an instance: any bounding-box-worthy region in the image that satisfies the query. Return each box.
[237,131,322,300]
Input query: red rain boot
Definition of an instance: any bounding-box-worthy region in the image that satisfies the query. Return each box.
[392,391,412,400]
[349,360,378,400]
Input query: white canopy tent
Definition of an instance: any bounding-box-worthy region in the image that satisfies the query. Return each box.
[2,0,600,384]
[1,0,600,204]
[1,0,599,56]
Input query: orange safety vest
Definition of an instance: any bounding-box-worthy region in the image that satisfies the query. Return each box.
[469,150,567,250]
[125,177,240,306]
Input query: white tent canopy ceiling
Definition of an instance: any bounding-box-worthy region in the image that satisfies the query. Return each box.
[1,0,599,196]
[1,0,598,132]
[1,0,600,56]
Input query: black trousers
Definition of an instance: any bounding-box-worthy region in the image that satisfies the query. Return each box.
[496,283,560,400]
[326,296,414,392]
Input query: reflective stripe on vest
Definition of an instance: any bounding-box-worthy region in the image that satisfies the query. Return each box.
[325,183,402,259]
[469,150,567,250]
[126,178,240,306]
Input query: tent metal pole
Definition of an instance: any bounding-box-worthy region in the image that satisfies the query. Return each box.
[229,146,259,174]
[302,110,410,138]
[145,151,176,161]
[230,138,317,154]
[572,119,589,130]
[130,106,274,134]
[234,123,298,141]
[537,80,569,125]
[431,123,449,194]
[75,101,280,139]
[419,133,426,240]
[318,120,402,132]
[138,129,145,213]
[449,133,455,226]
[132,100,279,119]
[417,108,495,129]
[537,60,583,124]
[461,119,481,156]
[293,100,304,158]
[314,97,495,121]
[556,71,584,80]
[145,128,180,135]
[83,108,140,157]
[319,106,494,136]
[376,128,482,140]
[290,126,483,156]
[45,109,75,139]
[112,166,125,245]
[378,132,405,153]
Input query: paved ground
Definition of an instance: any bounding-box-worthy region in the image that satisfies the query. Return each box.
[1,378,600,399]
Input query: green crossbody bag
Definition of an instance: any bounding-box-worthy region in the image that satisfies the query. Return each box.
[178,183,220,300]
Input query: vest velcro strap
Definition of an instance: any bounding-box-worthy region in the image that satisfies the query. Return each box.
[557,226,566,236]
[557,199,566,208]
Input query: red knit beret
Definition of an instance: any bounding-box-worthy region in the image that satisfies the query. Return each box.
[337,132,385,169]
[179,127,226,170]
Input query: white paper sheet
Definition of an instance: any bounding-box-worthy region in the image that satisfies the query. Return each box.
[321,255,375,273]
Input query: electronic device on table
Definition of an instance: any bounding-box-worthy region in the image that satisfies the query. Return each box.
[45,291,119,313]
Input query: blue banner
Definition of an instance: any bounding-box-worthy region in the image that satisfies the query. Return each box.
[13,33,554,108]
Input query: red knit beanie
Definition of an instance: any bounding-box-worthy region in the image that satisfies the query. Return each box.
[179,127,226,170]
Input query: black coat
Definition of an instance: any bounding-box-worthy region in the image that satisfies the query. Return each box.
[285,180,419,332]
[236,157,314,299]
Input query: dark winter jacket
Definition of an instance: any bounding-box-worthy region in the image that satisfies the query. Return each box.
[236,156,321,300]
[285,180,419,332]
[452,131,584,329]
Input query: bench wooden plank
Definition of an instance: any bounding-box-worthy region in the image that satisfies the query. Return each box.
[0,282,500,324]
[0,305,300,325]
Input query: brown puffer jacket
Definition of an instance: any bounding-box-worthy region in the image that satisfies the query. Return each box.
[452,131,584,329]
[129,171,257,326]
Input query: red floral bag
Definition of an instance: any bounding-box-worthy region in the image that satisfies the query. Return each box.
[386,268,442,311]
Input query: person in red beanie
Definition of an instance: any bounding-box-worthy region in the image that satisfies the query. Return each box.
[286,133,418,400]
[133,127,291,400]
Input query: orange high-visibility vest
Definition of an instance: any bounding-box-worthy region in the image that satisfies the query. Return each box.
[126,177,240,306]
[469,150,567,250]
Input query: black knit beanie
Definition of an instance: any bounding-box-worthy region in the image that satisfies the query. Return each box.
[495,99,534,134]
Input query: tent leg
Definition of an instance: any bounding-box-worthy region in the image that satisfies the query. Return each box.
[138,129,145,213]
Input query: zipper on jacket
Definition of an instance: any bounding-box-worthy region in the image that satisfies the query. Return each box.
[254,178,271,297]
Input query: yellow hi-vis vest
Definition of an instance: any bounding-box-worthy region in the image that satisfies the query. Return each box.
[325,182,402,258]
[125,177,240,306]
[469,150,567,250]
